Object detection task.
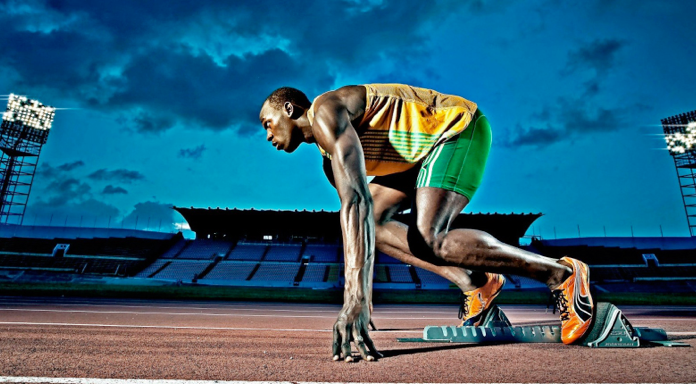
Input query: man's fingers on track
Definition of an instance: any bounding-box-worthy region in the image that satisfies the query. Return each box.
[341,323,353,362]
[352,322,374,361]
[332,324,342,361]
[362,325,382,358]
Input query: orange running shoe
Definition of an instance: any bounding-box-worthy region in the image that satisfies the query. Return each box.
[552,256,594,344]
[458,273,505,326]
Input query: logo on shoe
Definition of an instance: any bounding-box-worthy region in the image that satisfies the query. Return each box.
[572,264,592,323]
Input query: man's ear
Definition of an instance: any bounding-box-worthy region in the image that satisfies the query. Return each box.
[284,102,303,119]
[283,102,294,117]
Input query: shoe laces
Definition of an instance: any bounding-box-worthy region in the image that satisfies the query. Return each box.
[458,292,469,320]
[552,290,570,322]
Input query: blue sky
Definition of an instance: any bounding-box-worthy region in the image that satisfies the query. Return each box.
[1,0,694,239]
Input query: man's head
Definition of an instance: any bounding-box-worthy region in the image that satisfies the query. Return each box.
[259,87,311,153]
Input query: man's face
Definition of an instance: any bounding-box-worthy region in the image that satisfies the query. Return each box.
[259,101,302,153]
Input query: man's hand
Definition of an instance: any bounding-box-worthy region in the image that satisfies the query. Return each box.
[332,298,381,362]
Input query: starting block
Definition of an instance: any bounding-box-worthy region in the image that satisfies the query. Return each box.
[397,302,689,348]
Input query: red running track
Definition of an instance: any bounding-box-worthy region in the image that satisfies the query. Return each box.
[0,296,695,383]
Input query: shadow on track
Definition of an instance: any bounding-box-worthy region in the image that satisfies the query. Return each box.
[378,342,489,358]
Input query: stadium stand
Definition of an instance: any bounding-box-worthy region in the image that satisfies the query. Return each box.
[264,244,302,261]
[176,239,233,259]
[377,252,401,264]
[388,265,414,283]
[656,249,695,264]
[160,238,188,259]
[135,259,169,278]
[228,243,267,261]
[374,265,388,283]
[250,263,300,284]
[202,261,258,281]
[415,268,451,286]
[303,244,339,262]
[301,264,328,282]
[150,260,210,280]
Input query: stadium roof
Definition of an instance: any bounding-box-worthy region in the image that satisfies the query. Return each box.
[174,207,542,245]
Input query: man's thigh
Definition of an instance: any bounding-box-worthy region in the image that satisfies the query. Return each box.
[416,108,492,202]
[369,165,419,223]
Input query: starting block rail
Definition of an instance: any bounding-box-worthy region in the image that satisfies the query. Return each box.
[397,302,690,348]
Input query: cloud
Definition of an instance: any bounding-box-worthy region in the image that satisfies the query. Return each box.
[102,185,128,195]
[505,98,625,148]
[506,124,564,148]
[120,201,176,231]
[27,198,120,222]
[36,160,85,178]
[178,144,206,160]
[42,178,91,206]
[87,168,145,183]
[27,175,121,220]
[562,38,627,76]
[0,0,501,135]
[57,160,85,172]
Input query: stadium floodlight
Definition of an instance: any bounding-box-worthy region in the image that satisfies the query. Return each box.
[0,94,57,224]
[2,94,55,131]
[662,110,696,236]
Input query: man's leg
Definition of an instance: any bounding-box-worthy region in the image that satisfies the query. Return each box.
[370,174,486,292]
[407,187,571,288]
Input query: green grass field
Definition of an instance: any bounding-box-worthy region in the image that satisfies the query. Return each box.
[2,282,696,305]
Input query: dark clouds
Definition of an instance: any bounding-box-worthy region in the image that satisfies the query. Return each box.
[179,144,206,160]
[28,160,142,219]
[87,169,145,183]
[103,185,128,195]
[507,38,627,148]
[0,0,496,134]
[120,201,176,231]
[36,160,84,177]
[562,38,627,76]
[506,98,625,148]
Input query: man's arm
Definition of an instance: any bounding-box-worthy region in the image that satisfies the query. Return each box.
[313,96,379,362]
[322,157,336,189]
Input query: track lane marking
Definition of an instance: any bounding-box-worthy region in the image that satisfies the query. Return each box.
[0,321,421,333]
[0,308,472,320]
[0,378,500,384]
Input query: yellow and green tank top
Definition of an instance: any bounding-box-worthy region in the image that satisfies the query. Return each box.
[308,83,478,176]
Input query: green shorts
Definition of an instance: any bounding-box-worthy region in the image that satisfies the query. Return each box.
[415,108,492,201]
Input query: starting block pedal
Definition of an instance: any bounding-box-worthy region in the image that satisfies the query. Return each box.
[397,302,689,348]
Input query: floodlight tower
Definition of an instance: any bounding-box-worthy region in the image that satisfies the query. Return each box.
[662,110,696,236]
[0,94,56,225]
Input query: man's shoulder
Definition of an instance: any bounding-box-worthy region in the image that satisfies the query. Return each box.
[314,85,365,108]
[312,85,367,122]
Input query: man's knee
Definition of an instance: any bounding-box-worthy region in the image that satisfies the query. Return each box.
[406,224,443,260]
[407,225,498,263]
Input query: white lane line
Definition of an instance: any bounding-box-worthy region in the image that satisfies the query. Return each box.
[4,308,694,323]
[0,378,477,384]
[0,308,461,320]
[0,321,421,333]
[0,302,459,315]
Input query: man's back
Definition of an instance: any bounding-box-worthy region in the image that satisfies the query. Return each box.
[309,84,478,176]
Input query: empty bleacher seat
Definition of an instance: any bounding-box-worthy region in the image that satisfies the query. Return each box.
[160,239,188,258]
[415,268,451,285]
[203,261,257,280]
[264,244,301,261]
[388,265,413,283]
[136,260,169,277]
[304,245,339,262]
[152,261,210,280]
[177,240,232,259]
[251,263,300,282]
[376,252,401,264]
[301,264,327,282]
[228,244,267,261]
